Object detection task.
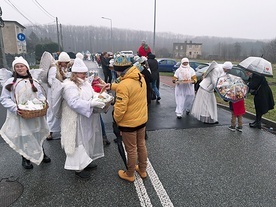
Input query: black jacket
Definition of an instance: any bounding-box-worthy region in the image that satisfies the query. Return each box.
[147,53,159,81]
[248,74,274,116]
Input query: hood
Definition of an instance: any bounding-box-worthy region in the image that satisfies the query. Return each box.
[147,53,156,59]
[120,66,142,83]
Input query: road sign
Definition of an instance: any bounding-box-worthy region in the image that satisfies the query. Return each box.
[17,33,25,41]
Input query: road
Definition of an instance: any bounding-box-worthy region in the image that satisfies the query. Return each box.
[1,61,276,207]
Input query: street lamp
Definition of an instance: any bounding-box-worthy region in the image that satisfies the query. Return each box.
[101,17,113,52]
[153,0,156,53]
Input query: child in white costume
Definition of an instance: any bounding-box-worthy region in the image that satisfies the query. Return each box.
[173,58,197,119]
[0,57,51,169]
[60,58,106,179]
[46,52,72,140]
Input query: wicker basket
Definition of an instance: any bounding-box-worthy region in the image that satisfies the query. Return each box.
[19,102,49,119]
[14,79,49,119]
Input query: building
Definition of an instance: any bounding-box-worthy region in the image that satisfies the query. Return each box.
[173,41,202,59]
[2,20,26,54]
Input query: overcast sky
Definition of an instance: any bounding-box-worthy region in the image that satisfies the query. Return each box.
[2,0,276,40]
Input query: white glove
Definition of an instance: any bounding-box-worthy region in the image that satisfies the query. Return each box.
[90,99,105,109]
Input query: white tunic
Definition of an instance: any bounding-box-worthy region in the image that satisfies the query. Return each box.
[0,78,49,165]
[61,79,104,171]
[174,65,196,116]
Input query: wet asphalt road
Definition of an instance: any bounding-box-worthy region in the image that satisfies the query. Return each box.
[1,61,276,207]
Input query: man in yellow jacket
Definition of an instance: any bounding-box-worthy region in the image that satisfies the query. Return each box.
[109,54,148,182]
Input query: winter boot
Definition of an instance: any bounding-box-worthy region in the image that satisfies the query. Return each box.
[118,170,135,182]
[135,165,147,179]
[103,136,111,146]
[42,148,51,163]
[22,156,33,169]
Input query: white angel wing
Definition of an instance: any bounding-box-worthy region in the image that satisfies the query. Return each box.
[39,51,56,83]
[29,68,43,80]
[51,78,64,118]
[0,68,13,86]
[204,61,218,78]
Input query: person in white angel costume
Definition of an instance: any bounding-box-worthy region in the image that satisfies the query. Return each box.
[0,56,51,169]
[172,58,197,119]
[60,57,107,179]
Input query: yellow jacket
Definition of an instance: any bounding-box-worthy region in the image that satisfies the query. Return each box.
[111,66,148,129]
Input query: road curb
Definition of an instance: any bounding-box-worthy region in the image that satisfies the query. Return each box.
[217,103,276,130]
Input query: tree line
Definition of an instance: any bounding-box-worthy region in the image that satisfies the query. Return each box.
[24,24,276,63]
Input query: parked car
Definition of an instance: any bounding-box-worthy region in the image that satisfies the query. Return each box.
[120,50,134,58]
[157,58,177,72]
[173,61,209,72]
[194,64,249,91]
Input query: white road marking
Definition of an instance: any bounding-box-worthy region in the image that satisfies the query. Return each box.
[123,143,174,207]
[134,158,174,207]
[134,173,153,207]
[147,160,174,207]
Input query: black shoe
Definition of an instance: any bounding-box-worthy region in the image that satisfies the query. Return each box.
[157,97,161,101]
[113,138,118,143]
[46,132,53,141]
[204,121,219,124]
[177,116,182,119]
[22,157,33,169]
[186,111,190,115]
[249,121,261,129]
[249,120,256,126]
[103,138,111,146]
[43,154,51,163]
[85,162,97,170]
[75,170,91,179]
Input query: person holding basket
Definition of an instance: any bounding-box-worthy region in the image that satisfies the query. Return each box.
[0,56,51,169]
[172,57,197,119]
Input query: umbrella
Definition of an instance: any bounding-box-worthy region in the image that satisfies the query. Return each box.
[204,60,219,77]
[215,74,248,102]
[238,56,273,77]
[112,121,128,169]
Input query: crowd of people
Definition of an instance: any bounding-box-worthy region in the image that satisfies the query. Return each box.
[0,41,274,182]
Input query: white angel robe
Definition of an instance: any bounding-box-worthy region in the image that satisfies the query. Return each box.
[0,78,49,165]
[46,66,61,132]
[174,65,196,117]
[61,79,104,171]
[191,66,223,123]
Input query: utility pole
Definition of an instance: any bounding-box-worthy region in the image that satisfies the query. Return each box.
[101,17,113,52]
[56,17,60,52]
[0,7,8,69]
[59,23,63,50]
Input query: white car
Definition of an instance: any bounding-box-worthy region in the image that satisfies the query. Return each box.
[120,50,134,58]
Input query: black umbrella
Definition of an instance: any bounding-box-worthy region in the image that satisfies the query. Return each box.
[112,121,127,169]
